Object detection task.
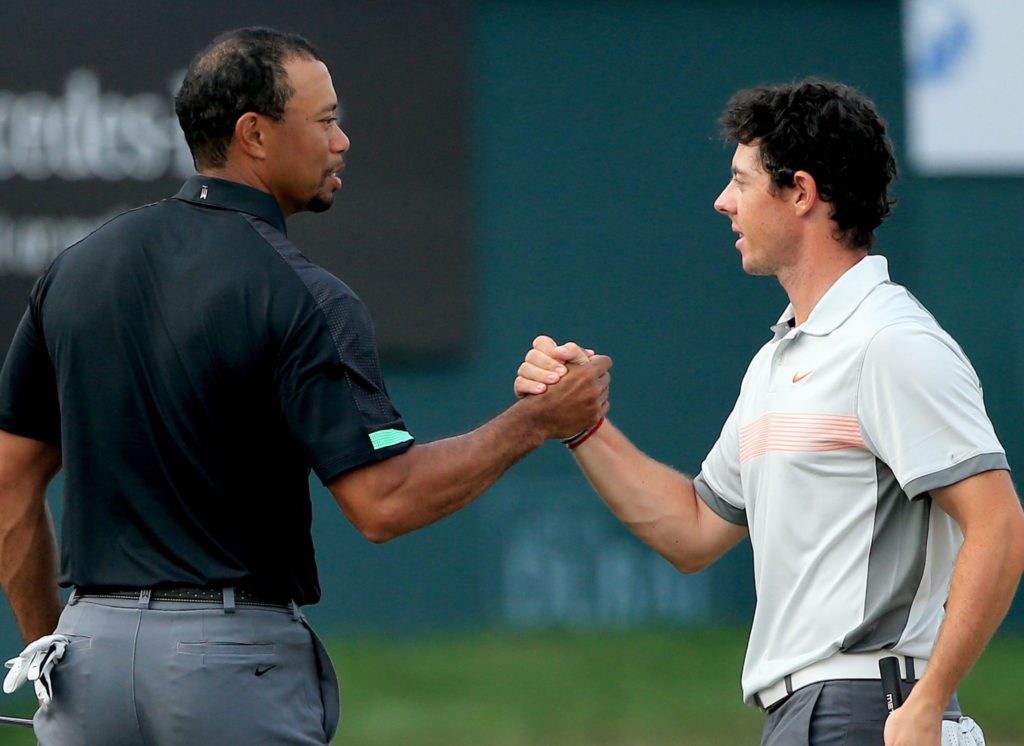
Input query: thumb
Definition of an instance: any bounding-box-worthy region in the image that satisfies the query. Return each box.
[556,341,590,365]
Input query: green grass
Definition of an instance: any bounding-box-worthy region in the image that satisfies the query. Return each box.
[0,627,1020,744]
[330,625,763,746]
[330,626,1024,746]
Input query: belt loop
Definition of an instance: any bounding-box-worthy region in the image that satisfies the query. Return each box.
[904,656,916,681]
[67,588,79,606]
[290,600,301,622]
[138,589,152,609]
[222,587,236,614]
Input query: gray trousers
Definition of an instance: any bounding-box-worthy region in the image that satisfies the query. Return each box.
[33,591,340,745]
[761,680,962,746]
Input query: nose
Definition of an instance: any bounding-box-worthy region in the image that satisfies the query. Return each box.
[332,123,350,154]
[714,183,734,216]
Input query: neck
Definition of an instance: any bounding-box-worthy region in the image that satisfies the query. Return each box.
[197,163,287,213]
[778,244,868,325]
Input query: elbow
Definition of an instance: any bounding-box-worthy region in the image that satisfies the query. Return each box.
[660,542,714,575]
[1012,512,1024,577]
[671,555,713,575]
[331,491,405,544]
[354,502,407,544]
[356,515,399,545]
[329,463,413,544]
[362,530,394,545]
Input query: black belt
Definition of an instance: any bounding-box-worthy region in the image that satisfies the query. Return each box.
[74,585,292,609]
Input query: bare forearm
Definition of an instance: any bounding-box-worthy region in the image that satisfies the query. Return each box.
[572,420,744,572]
[0,498,61,642]
[909,520,1024,709]
[333,355,611,542]
[371,402,549,538]
[884,472,1024,744]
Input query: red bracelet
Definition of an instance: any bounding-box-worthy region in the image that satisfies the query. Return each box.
[564,417,605,450]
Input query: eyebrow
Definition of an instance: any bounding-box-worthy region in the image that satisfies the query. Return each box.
[315,102,338,117]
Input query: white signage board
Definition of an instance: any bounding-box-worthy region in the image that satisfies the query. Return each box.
[904,0,1024,174]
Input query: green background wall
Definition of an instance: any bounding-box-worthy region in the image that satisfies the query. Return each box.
[304,0,1023,635]
[3,1,1021,652]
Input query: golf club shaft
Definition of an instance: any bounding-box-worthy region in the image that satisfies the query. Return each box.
[0,714,33,728]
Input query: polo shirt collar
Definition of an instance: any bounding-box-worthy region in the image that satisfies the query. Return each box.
[173,175,287,235]
[771,255,890,340]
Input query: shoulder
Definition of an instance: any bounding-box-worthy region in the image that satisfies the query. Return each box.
[32,201,167,296]
[847,280,969,369]
[862,292,973,376]
[254,235,376,359]
[258,230,364,313]
[859,315,982,403]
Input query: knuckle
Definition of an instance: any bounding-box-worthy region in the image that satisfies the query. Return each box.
[524,349,548,367]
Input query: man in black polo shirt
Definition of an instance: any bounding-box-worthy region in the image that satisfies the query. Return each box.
[0,27,610,744]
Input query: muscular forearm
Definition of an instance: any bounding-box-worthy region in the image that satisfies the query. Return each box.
[572,420,745,572]
[331,358,610,543]
[908,515,1024,711]
[0,432,62,643]
[352,401,549,541]
[0,497,61,642]
[882,471,1024,745]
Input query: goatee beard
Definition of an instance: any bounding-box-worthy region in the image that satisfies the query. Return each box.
[306,193,334,213]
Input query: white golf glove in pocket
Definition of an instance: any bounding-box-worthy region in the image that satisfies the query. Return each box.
[3,634,71,704]
[942,716,985,746]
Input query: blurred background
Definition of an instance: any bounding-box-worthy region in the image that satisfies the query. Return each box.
[1,0,1022,743]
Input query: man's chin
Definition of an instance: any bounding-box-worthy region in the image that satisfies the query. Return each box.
[740,255,773,277]
[306,193,335,213]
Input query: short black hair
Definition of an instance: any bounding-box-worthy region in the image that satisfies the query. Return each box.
[719,79,897,249]
[175,27,323,170]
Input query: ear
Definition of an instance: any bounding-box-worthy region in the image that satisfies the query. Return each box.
[790,170,818,216]
[233,112,270,160]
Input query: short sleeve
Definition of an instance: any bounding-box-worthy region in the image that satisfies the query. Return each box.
[0,301,61,444]
[275,283,413,484]
[694,404,748,526]
[857,323,1007,499]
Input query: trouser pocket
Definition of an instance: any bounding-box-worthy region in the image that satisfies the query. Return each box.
[300,618,340,742]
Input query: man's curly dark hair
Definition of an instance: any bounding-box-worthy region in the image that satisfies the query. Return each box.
[175,27,323,170]
[719,79,897,250]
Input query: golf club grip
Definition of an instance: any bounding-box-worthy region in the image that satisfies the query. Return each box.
[879,656,904,713]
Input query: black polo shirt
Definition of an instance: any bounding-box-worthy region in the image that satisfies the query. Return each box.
[0,175,414,605]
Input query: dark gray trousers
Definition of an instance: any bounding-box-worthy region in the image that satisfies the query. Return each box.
[33,592,340,745]
[761,680,962,746]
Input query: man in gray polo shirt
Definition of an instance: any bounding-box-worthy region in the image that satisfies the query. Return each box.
[515,79,1024,745]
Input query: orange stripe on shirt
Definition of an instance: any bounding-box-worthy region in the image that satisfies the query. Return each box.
[739,412,864,464]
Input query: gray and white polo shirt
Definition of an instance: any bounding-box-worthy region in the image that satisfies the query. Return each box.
[694,255,1008,705]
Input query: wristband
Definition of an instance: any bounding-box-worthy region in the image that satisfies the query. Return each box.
[562,417,605,450]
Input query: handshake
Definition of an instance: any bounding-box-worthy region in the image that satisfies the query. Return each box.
[512,336,610,448]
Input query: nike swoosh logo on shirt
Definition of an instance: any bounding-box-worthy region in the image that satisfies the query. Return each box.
[792,371,813,383]
[255,665,277,677]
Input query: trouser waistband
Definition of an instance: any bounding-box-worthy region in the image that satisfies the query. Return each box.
[755,651,929,711]
[70,585,298,617]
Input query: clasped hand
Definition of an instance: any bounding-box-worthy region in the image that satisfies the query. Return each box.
[515,335,596,397]
[512,336,610,442]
